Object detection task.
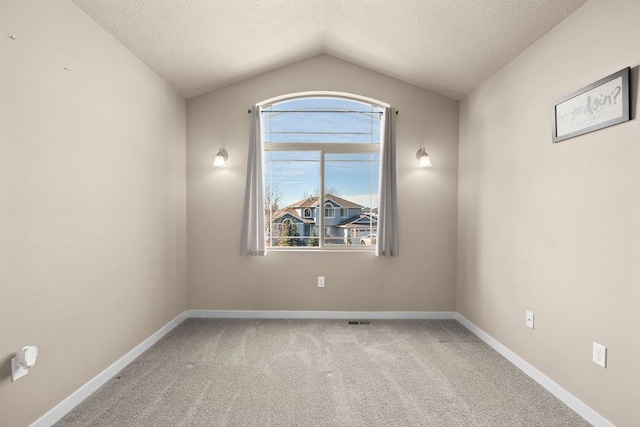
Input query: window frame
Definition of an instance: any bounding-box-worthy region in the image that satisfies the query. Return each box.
[262,94,384,252]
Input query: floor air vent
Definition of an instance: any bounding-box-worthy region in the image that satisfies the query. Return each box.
[347,321,371,325]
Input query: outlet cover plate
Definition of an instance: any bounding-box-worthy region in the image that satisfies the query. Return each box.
[525,310,534,329]
[593,342,607,368]
[318,276,325,288]
[11,357,28,382]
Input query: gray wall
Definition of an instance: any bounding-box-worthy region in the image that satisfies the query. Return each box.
[187,55,459,312]
[0,1,187,425]
[457,0,640,424]
[8,0,636,424]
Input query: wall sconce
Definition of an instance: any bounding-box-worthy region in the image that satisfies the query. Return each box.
[416,148,432,167]
[213,148,228,167]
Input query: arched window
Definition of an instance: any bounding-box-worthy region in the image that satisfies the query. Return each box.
[263,95,382,249]
[324,203,335,218]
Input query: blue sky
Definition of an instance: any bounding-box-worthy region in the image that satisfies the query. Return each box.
[263,98,381,208]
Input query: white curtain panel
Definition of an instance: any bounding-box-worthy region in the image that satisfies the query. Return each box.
[240,106,266,256]
[377,107,399,257]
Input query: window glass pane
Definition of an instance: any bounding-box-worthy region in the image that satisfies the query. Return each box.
[324,153,379,246]
[262,97,383,250]
[264,151,320,247]
[263,98,382,144]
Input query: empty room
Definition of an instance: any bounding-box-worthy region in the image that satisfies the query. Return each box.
[1,0,638,425]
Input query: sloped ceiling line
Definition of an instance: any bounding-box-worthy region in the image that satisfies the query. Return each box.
[71,0,587,100]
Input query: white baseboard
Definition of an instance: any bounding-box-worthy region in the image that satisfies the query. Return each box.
[188,310,456,320]
[454,313,613,427]
[30,311,188,427]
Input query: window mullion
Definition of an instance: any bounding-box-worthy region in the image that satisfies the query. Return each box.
[319,150,325,248]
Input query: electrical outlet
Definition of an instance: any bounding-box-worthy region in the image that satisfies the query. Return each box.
[11,356,29,382]
[11,346,38,382]
[525,310,534,329]
[593,342,607,368]
[318,276,325,288]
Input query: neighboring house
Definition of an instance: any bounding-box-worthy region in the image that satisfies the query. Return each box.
[270,194,377,246]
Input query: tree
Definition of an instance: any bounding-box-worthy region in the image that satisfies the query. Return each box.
[279,220,300,246]
[307,226,319,247]
[310,187,341,197]
[326,187,341,196]
[264,184,283,246]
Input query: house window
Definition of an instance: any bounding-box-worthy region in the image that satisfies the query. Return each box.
[324,203,335,218]
[263,96,382,249]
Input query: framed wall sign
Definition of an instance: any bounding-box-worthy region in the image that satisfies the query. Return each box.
[552,67,630,143]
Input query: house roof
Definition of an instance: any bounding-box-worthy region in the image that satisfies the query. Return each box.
[70,1,587,100]
[339,214,378,228]
[272,208,314,224]
[288,194,363,209]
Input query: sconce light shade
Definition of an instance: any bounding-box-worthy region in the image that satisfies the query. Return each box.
[213,148,228,167]
[416,148,432,167]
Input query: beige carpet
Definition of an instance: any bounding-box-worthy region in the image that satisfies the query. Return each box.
[56,319,589,426]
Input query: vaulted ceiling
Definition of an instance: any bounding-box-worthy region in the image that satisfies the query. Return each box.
[71,0,587,100]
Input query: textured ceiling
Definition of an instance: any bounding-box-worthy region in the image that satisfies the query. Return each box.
[71,0,587,100]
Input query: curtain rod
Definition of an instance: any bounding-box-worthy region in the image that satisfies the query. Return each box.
[248,109,398,115]
[269,131,374,135]
[261,110,383,114]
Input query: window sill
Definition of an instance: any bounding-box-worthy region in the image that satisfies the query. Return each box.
[266,247,376,254]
